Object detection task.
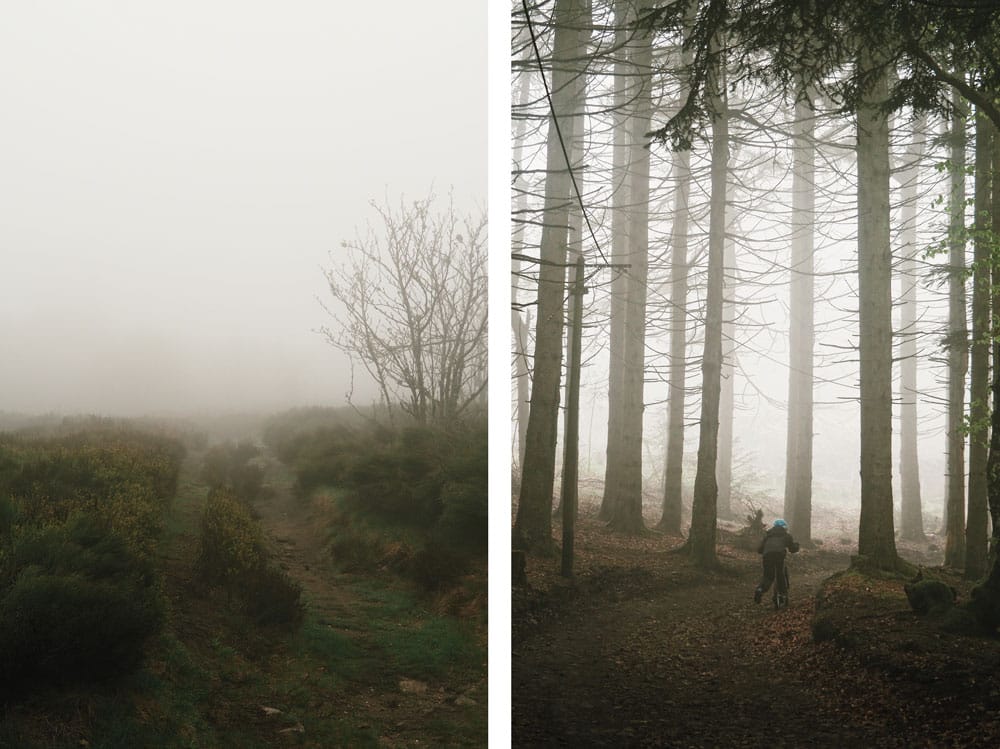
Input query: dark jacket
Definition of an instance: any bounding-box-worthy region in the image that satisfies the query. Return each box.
[758,526,800,556]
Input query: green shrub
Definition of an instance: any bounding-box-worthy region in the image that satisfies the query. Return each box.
[266,412,487,591]
[240,565,304,628]
[405,544,468,591]
[328,522,390,573]
[0,428,184,556]
[196,488,266,588]
[434,425,486,555]
[434,484,486,555]
[291,426,365,494]
[196,488,303,628]
[200,441,264,501]
[0,516,164,694]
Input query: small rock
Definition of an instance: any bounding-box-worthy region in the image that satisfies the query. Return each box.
[260,706,282,716]
[455,696,477,707]
[278,723,305,734]
[399,678,428,694]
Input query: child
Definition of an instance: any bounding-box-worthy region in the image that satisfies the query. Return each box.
[754,519,800,604]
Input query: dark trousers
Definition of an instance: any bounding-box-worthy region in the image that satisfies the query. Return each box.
[758,552,788,595]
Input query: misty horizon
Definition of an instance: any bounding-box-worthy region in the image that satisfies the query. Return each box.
[0,1,485,418]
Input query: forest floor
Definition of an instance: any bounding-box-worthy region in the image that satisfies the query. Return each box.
[513,508,1000,748]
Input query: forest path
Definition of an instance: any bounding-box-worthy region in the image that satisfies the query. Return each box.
[250,457,486,748]
[251,461,358,625]
[513,530,919,748]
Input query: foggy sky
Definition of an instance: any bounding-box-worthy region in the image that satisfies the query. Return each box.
[0,1,485,417]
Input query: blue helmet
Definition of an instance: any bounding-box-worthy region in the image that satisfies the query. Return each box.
[773,519,788,528]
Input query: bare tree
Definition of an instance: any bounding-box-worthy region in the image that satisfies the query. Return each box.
[322,193,487,425]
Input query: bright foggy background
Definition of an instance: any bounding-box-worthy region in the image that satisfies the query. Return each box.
[0,0,485,418]
[513,75,958,532]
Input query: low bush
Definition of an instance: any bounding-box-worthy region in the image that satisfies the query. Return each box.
[0,516,164,694]
[265,409,487,591]
[405,543,468,591]
[240,565,304,628]
[200,440,265,501]
[0,428,185,557]
[292,426,363,495]
[196,488,266,588]
[196,488,302,628]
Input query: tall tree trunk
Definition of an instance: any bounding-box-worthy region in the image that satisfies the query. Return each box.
[513,311,531,472]
[969,121,1000,631]
[658,0,697,535]
[966,110,993,580]
[600,0,633,520]
[898,114,927,541]
[558,0,591,515]
[512,43,534,476]
[688,31,727,568]
[783,89,815,544]
[717,230,736,521]
[608,18,651,535]
[987,122,1000,573]
[856,50,899,571]
[514,0,587,553]
[945,89,969,567]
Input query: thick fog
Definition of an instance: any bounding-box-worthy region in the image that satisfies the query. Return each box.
[0,1,485,417]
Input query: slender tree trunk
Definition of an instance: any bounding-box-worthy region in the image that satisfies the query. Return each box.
[856,50,899,571]
[514,311,531,472]
[514,0,587,553]
[969,121,1000,630]
[688,31,727,567]
[658,0,697,535]
[600,0,633,520]
[783,90,815,544]
[608,18,651,535]
[945,89,968,567]
[987,123,1000,573]
[561,258,585,578]
[898,114,927,541]
[717,231,736,521]
[558,0,591,515]
[989,125,1000,566]
[512,48,533,476]
[966,110,993,580]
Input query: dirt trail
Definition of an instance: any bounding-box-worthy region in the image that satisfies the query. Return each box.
[251,458,485,748]
[513,543,917,748]
[251,464,358,627]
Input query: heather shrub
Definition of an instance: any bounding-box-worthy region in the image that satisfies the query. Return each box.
[240,565,304,627]
[200,440,265,501]
[0,429,184,556]
[196,488,302,628]
[406,544,468,591]
[265,408,486,591]
[0,516,164,693]
[196,488,266,588]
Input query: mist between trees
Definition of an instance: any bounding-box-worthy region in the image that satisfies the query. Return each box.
[511,0,1000,617]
